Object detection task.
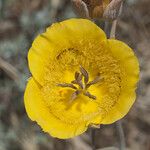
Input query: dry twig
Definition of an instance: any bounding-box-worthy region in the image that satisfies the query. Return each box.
[0,57,20,83]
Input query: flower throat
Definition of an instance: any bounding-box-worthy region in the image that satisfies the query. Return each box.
[57,65,103,103]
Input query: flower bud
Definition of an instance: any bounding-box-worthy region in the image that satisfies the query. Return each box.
[72,0,123,20]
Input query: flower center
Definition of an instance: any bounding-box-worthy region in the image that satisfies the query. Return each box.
[57,65,103,103]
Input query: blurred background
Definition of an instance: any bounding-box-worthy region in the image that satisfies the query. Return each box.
[0,0,150,150]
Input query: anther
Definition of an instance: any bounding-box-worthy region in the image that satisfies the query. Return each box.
[84,91,96,100]
[75,71,80,80]
[71,73,84,89]
[80,65,89,84]
[86,76,103,89]
[57,83,77,90]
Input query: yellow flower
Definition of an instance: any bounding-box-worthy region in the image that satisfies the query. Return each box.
[24,19,139,139]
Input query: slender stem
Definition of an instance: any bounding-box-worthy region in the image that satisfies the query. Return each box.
[116,121,126,150]
[104,19,117,39]
[91,129,96,150]
[110,0,124,39]
[104,21,110,38]
[110,19,118,39]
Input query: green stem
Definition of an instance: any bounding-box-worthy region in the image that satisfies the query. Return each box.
[116,121,126,150]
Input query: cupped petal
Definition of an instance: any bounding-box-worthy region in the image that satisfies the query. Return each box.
[24,78,87,139]
[101,39,139,124]
[28,19,107,85]
[28,34,57,86]
[60,19,106,41]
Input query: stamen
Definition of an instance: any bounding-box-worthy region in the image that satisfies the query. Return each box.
[70,90,81,102]
[57,83,77,90]
[86,76,103,89]
[71,73,84,89]
[84,91,96,100]
[75,71,80,80]
[71,80,77,84]
[77,73,82,82]
[80,65,89,84]
[57,66,104,102]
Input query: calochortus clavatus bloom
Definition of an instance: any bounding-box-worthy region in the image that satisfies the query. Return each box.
[72,0,123,20]
[24,19,139,139]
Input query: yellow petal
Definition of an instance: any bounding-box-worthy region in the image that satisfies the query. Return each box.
[28,34,57,86]
[28,19,106,85]
[61,19,106,41]
[24,78,87,139]
[101,39,139,124]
